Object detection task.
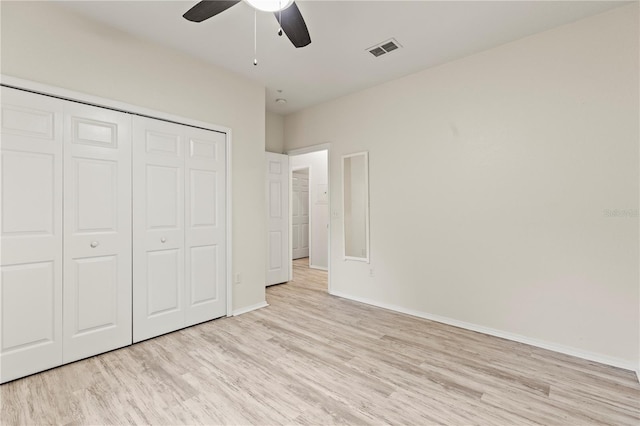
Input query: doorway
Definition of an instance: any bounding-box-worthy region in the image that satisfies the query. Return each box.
[288,146,330,290]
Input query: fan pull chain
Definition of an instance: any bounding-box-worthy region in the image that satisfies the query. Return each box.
[277,0,283,36]
[253,9,258,66]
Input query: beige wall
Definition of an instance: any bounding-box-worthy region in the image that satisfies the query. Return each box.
[266,111,285,153]
[284,4,639,367]
[1,1,267,312]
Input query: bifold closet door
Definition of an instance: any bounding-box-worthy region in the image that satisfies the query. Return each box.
[62,103,132,363]
[133,116,226,342]
[0,87,64,383]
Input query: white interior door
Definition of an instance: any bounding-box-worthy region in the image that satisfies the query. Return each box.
[133,116,185,342]
[184,127,226,326]
[62,102,132,363]
[292,170,310,260]
[0,87,64,383]
[266,152,289,286]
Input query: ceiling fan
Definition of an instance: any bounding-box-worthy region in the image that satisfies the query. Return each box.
[183,0,311,48]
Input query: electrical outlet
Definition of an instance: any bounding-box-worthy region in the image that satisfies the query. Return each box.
[369,268,375,277]
[234,273,241,284]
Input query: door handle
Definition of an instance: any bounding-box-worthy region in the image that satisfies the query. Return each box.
[160,237,167,243]
[90,241,99,248]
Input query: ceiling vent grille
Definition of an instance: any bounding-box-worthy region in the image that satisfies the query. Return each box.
[367,38,402,58]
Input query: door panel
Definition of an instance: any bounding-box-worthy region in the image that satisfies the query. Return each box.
[71,117,118,148]
[292,226,299,251]
[189,169,217,227]
[1,262,55,350]
[302,224,310,249]
[74,158,118,232]
[266,153,289,286]
[63,102,132,363]
[185,128,226,326]
[189,245,219,305]
[271,182,282,217]
[71,256,118,334]
[145,130,181,156]
[134,116,185,342]
[1,151,55,236]
[146,165,181,229]
[0,87,64,383]
[292,182,299,216]
[1,104,55,139]
[147,249,182,316]
[269,232,282,271]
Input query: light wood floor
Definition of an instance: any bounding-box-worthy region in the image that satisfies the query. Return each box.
[1,258,639,425]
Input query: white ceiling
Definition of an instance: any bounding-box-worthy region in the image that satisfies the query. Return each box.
[60,0,627,115]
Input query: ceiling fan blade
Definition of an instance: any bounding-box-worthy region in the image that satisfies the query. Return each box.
[275,2,311,48]
[183,0,241,22]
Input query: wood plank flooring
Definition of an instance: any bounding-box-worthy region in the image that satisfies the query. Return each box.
[1,258,639,425]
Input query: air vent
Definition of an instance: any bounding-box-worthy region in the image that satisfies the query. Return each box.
[367,38,402,58]
[369,47,386,57]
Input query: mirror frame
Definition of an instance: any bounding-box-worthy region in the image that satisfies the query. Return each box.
[342,151,370,263]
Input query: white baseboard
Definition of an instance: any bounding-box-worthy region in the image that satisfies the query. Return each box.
[330,290,638,374]
[636,368,640,383]
[233,301,269,316]
[309,264,328,271]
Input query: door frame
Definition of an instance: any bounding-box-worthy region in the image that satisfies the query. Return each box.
[286,143,331,292]
[1,75,234,317]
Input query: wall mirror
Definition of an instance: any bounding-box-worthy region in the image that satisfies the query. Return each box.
[342,151,370,262]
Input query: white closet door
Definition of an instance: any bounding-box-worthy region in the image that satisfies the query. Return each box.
[62,102,132,363]
[184,127,226,326]
[0,87,64,383]
[133,116,185,342]
[266,152,289,286]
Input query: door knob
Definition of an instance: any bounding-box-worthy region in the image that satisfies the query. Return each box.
[90,241,99,248]
[160,237,167,243]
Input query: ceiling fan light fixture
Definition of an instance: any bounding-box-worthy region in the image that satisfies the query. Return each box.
[245,0,293,12]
